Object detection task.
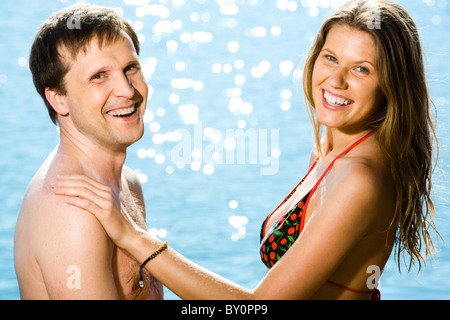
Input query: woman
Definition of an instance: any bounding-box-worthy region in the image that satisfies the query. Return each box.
[51,0,438,300]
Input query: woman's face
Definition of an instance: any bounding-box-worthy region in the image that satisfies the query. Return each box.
[311,24,385,133]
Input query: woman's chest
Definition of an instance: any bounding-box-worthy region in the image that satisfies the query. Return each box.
[263,170,319,238]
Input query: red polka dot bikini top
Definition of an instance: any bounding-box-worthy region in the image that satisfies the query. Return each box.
[259,131,380,300]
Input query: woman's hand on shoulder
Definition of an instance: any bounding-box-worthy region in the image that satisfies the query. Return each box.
[50,174,142,249]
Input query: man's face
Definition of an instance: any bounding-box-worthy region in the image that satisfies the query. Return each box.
[58,32,147,153]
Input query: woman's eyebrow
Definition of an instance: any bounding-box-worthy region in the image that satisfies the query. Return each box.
[321,47,375,68]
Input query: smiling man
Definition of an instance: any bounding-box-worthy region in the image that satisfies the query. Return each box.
[14,4,163,299]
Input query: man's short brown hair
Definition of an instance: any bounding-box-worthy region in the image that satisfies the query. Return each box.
[29,4,140,124]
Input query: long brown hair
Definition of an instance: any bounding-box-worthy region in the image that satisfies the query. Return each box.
[303,0,439,272]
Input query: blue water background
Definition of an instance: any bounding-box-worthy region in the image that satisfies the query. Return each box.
[0,0,449,300]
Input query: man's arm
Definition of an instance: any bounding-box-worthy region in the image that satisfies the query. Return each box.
[36,194,119,299]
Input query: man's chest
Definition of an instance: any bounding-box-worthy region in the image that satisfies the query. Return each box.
[113,185,158,299]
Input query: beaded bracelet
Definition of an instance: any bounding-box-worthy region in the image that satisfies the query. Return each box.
[139,241,169,288]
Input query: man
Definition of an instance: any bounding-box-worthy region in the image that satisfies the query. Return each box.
[14,4,163,299]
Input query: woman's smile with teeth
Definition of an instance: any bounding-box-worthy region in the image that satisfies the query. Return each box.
[323,90,353,106]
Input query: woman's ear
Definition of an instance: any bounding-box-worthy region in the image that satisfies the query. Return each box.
[45,87,69,117]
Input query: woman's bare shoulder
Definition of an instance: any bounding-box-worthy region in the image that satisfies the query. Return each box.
[326,153,395,228]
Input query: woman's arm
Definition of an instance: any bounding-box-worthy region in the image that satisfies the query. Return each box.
[51,174,254,300]
[130,231,254,299]
[52,165,384,300]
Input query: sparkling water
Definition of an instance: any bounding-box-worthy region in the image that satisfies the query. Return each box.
[1,0,449,300]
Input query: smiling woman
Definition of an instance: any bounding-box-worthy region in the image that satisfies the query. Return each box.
[303,0,439,273]
[311,25,386,129]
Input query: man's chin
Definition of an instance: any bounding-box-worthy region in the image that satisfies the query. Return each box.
[125,128,145,147]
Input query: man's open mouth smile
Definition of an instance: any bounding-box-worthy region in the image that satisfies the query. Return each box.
[106,104,137,118]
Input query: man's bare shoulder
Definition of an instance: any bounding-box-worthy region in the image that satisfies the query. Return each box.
[15,156,119,298]
[14,161,55,299]
[16,151,60,239]
[121,165,147,226]
[18,148,101,229]
[122,165,144,196]
[121,165,145,207]
[19,179,119,298]
[18,162,111,254]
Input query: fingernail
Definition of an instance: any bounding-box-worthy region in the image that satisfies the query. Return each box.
[50,180,56,186]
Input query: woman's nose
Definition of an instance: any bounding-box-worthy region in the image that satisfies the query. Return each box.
[328,67,348,89]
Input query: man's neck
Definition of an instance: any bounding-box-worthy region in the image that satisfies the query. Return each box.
[57,127,127,194]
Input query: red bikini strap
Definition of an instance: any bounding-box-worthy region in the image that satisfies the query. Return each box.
[327,131,375,164]
[299,131,375,233]
[263,158,319,231]
[326,280,376,295]
[309,131,375,194]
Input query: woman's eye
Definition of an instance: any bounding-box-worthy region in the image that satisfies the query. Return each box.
[326,55,338,63]
[356,66,369,73]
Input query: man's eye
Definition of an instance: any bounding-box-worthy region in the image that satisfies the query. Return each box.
[91,73,104,80]
[125,65,140,74]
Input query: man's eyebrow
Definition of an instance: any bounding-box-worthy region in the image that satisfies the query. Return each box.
[321,47,376,68]
[85,59,141,78]
[126,59,141,67]
[85,65,111,78]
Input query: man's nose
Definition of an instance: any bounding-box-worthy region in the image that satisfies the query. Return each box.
[113,73,135,99]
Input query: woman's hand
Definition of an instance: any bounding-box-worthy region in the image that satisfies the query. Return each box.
[50,176,254,300]
[50,174,141,249]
